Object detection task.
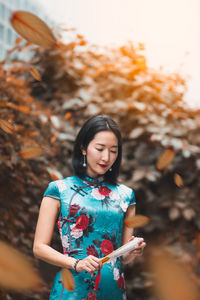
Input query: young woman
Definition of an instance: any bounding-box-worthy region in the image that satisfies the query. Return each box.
[33,115,146,300]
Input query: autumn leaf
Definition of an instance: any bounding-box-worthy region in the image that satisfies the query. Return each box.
[0,241,42,291]
[47,167,63,180]
[0,102,30,113]
[79,40,87,46]
[124,215,150,228]
[174,173,184,187]
[18,146,43,159]
[10,10,56,48]
[50,135,57,143]
[64,112,72,120]
[149,248,199,300]
[17,106,30,113]
[61,269,75,291]
[29,67,41,81]
[0,119,15,134]
[156,149,175,170]
[15,37,23,45]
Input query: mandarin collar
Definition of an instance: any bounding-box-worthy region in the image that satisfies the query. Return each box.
[83,173,105,186]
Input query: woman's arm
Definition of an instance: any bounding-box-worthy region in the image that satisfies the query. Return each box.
[121,205,146,264]
[121,205,136,246]
[33,196,77,269]
[33,196,102,273]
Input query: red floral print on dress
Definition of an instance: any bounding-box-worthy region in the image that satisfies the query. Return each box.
[69,204,80,217]
[74,215,89,230]
[86,292,96,300]
[86,245,99,257]
[100,239,114,255]
[117,275,125,290]
[98,186,111,196]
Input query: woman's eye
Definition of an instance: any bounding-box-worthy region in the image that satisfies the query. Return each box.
[96,148,117,154]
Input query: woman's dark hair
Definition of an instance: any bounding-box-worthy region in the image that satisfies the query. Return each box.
[72,115,122,185]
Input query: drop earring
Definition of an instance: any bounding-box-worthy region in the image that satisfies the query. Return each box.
[83,155,86,167]
[109,167,112,171]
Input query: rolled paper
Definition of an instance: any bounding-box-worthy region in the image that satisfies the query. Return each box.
[101,237,143,264]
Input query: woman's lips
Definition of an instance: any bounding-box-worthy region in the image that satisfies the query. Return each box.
[99,164,107,168]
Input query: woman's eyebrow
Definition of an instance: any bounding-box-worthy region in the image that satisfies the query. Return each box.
[95,143,118,148]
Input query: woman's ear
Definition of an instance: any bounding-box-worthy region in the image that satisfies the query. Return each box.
[80,145,86,155]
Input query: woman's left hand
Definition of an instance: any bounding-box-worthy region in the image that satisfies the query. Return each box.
[122,236,146,264]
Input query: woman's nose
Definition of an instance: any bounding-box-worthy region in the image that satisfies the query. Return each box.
[102,150,110,162]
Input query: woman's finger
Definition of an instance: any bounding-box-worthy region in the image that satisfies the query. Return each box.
[128,236,135,242]
[136,242,146,249]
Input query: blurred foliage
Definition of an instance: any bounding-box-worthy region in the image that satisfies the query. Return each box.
[0,29,200,299]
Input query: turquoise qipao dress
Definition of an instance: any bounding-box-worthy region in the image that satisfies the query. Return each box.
[43,173,136,300]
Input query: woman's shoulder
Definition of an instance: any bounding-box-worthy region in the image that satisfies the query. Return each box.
[116,181,135,197]
[116,182,136,205]
[47,175,79,192]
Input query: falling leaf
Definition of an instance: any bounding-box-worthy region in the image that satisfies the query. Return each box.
[0,102,30,113]
[50,135,57,143]
[156,149,175,170]
[15,37,23,45]
[0,241,42,291]
[0,119,15,134]
[47,167,63,180]
[17,106,30,113]
[79,40,87,46]
[64,112,72,120]
[18,146,43,159]
[61,268,75,291]
[10,10,56,48]
[29,67,41,81]
[124,215,150,228]
[149,248,199,300]
[174,173,184,187]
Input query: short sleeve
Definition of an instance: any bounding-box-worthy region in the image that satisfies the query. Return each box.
[129,188,136,206]
[43,181,60,200]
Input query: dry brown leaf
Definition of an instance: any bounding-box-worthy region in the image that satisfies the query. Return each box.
[49,173,60,180]
[47,168,63,180]
[15,37,23,45]
[50,135,57,143]
[124,215,150,228]
[0,102,30,113]
[18,146,43,159]
[0,241,41,291]
[64,112,72,120]
[29,67,41,81]
[10,11,56,48]
[174,173,184,187]
[61,268,75,291]
[17,106,30,113]
[0,119,15,134]
[149,248,199,300]
[156,149,175,170]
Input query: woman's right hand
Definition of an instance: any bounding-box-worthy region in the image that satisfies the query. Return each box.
[76,255,102,274]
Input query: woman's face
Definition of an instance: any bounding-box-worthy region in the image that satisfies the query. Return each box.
[81,131,119,178]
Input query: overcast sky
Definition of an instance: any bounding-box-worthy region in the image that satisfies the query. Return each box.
[37,0,200,108]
